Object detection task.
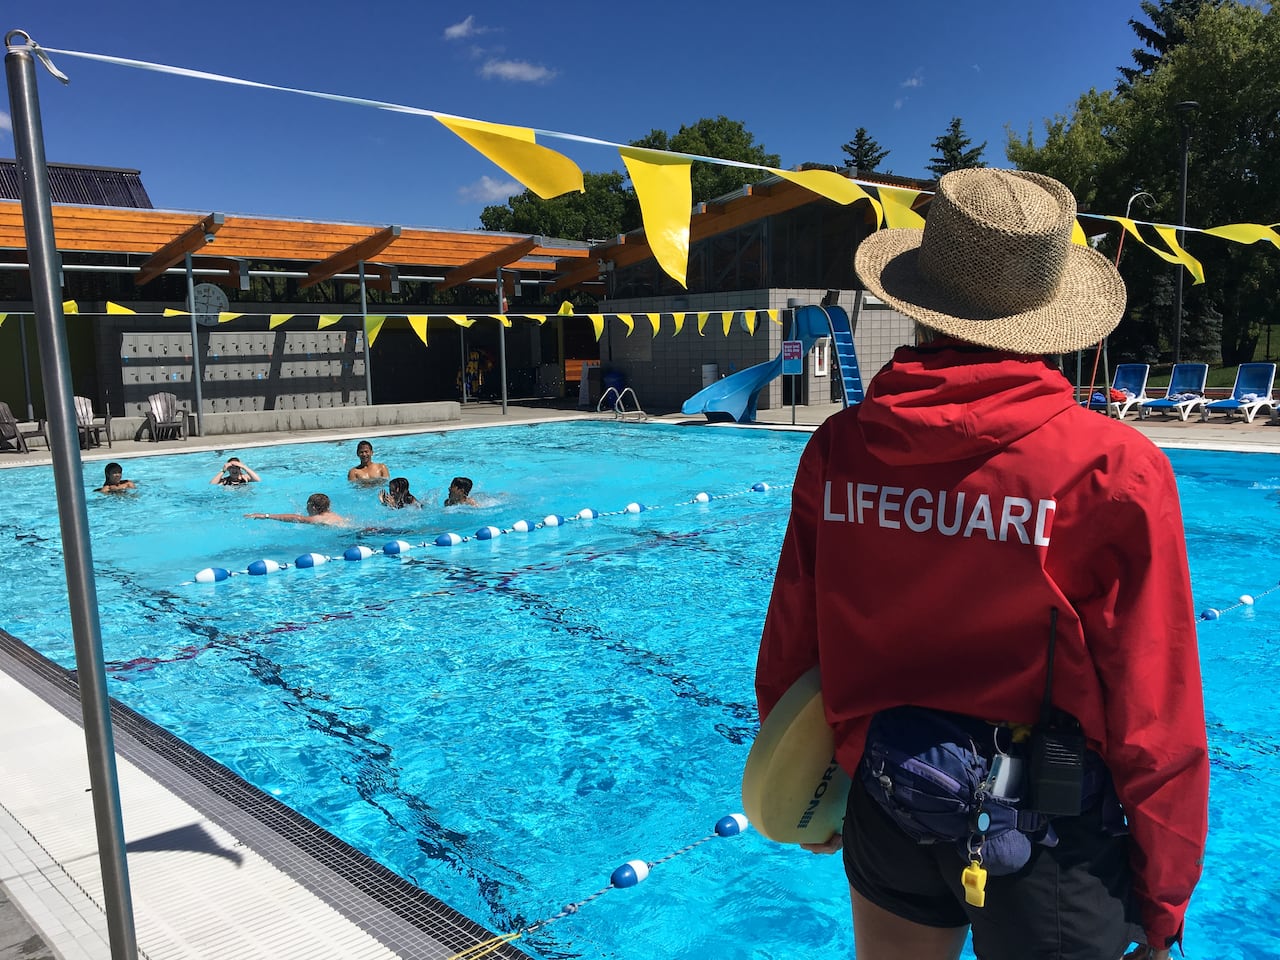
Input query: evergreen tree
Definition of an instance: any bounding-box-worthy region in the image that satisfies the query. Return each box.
[840,127,890,172]
[926,118,987,178]
[1118,0,1223,91]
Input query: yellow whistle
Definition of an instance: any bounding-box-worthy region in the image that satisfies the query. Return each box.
[962,860,987,908]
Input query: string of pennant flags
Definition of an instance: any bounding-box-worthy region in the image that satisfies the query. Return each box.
[21,41,1280,295]
[0,301,782,346]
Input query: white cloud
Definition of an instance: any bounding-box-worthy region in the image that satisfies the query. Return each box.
[480,59,556,83]
[0,111,10,132]
[900,71,924,88]
[444,15,487,40]
[459,175,522,203]
[893,98,906,110]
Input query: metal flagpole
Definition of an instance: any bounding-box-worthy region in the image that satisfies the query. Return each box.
[496,267,508,415]
[359,260,373,404]
[5,32,138,959]
[183,253,205,436]
[19,313,34,419]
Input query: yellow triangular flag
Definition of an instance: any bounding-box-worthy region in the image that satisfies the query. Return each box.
[164,308,189,317]
[721,311,735,337]
[268,313,292,330]
[557,300,575,316]
[697,311,711,336]
[62,300,78,314]
[437,117,584,200]
[645,312,662,337]
[765,309,781,324]
[672,312,686,335]
[526,314,548,324]
[106,301,137,315]
[218,312,244,324]
[1152,225,1205,285]
[1071,219,1087,246]
[448,314,477,328]
[489,314,512,328]
[408,315,429,346]
[743,311,758,336]
[0,314,6,328]
[1202,222,1280,250]
[773,168,883,227]
[620,146,692,288]
[878,187,926,229]
[588,314,605,340]
[366,315,387,346]
[318,313,343,329]
[614,313,635,336]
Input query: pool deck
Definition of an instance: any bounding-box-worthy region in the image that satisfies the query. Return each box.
[2,398,1278,959]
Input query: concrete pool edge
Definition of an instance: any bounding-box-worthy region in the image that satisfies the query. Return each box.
[0,628,533,960]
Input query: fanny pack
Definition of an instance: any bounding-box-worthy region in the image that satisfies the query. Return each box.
[860,705,1035,876]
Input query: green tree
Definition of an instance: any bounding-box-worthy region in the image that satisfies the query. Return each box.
[630,116,780,204]
[479,170,637,241]
[1008,1,1280,364]
[926,118,987,178]
[840,127,890,172]
[1006,89,1126,211]
[1118,0,1223,91]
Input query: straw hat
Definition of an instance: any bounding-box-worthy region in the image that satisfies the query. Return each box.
[854,168,1125,354]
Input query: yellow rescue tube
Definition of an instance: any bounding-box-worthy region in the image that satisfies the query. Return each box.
[741,667,851,844]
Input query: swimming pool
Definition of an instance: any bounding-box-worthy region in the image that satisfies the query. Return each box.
[0,421,1277,959]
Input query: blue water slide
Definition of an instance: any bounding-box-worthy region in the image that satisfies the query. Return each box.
[824,304,865,407]
[681,304,862,423]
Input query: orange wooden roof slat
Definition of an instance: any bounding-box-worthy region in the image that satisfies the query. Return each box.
[437,236,538,292]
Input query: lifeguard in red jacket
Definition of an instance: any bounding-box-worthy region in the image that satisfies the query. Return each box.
[756,168,1207,960]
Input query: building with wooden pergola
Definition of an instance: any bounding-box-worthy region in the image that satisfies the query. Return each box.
[0,161,926,425]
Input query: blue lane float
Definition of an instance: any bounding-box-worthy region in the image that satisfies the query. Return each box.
[189,481,790,584]
[452,814,750,956]
[1199,578,1280,620]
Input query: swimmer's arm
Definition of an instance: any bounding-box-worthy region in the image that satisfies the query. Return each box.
[245,512,306,522]
[209,471,225,484]
[346,466,360,481]
[242,466,261,481]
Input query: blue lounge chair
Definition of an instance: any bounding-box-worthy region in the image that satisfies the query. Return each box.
[1082,363,1149,419]
[1200,362,1276,423]
[1138,363,1209,421]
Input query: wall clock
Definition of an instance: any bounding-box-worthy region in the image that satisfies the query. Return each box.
[190,282,230,326]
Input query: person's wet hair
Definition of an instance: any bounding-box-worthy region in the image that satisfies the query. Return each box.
[104,462,123,480]
[306,493,331,514]
[451,477,473,496]
[389,477,409,496]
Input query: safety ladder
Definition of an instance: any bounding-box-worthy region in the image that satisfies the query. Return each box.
[597,387,647,421]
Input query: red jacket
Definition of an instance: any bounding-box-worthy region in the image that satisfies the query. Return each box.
[756,344,1208,947]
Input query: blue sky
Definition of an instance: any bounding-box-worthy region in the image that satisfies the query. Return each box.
[2,1,1153,232]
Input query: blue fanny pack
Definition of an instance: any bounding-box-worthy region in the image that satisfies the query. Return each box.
[860,706,1111,876]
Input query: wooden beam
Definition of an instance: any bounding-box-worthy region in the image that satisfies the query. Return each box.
[133,213,224,286]
[436,236,539,292]
[299,225,401,290]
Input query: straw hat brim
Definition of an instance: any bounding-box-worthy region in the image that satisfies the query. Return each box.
[855,228,1126,354]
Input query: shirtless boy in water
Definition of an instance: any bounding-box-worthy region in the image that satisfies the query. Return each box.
[246,493,347,526]
[347,441,389,484]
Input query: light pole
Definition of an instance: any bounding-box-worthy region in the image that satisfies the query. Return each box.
[1172,100,1199,363]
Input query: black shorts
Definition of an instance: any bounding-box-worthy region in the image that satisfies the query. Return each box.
[842,779,1141,960]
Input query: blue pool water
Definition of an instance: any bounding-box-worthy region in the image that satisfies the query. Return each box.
[0,421,1277,959]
